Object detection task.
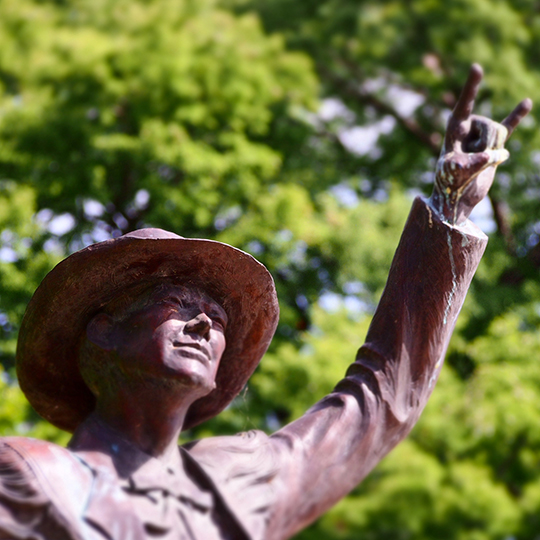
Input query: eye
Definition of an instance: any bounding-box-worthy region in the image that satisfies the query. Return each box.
[159,296,184,308]
[210,313,227,330]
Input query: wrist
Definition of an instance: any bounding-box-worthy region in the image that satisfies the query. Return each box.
[429,186,472,226]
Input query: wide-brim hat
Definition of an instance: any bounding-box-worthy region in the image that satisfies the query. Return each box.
[16,228,279,432]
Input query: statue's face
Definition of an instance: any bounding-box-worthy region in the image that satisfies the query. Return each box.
[106,284,227,397]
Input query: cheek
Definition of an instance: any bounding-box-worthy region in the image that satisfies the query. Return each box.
[151,322,178,352]
[211,334,226,363]
[122,320,169,362]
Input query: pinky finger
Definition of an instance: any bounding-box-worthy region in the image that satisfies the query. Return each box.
[502,98,533,140]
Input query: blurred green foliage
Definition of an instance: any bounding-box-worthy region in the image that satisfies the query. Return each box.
[2,0,540,538]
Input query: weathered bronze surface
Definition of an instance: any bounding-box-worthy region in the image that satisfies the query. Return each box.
[0,66,532,540]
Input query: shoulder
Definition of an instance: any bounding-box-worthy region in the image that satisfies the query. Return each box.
[184,429,280,480]
[0,437,93,538]
[0,437,51,505]
[0,436,92,493]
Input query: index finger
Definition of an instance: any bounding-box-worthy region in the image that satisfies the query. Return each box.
[451,64,484,124]
[502,98,533,140]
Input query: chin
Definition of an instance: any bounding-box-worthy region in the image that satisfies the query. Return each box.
[138,369,213,400]
[158,357,215,396]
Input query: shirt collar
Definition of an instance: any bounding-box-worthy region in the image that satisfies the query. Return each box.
[68,415,213,509]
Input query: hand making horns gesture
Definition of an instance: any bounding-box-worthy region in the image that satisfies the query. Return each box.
[430,64,532,225]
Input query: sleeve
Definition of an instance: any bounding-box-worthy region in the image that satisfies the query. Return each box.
[0,439,87,540]
[262,197,489,539]
[0,440,50,539]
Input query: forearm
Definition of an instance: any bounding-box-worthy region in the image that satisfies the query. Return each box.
[341,196,487,431]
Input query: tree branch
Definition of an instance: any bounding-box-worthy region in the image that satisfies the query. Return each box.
[489,193,517,256]
[318,63,441,155]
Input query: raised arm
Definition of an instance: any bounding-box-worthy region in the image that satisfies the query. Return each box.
[264,65,532,539]
[186,67,531,540]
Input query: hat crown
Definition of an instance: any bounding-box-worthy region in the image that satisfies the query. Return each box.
[124,228,182,240]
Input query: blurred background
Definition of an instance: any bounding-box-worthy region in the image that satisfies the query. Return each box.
[2,0,540,538]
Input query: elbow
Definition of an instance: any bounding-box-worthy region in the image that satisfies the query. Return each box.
[339,363,424,443]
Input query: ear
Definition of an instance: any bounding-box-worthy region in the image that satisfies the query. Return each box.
[86,313,116,351]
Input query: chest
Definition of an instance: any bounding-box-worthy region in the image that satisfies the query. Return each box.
[81,457,250,540]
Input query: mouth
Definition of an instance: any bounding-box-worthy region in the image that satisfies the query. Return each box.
[171,340,210,361]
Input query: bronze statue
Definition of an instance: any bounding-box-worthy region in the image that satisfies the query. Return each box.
[0,66,532,540]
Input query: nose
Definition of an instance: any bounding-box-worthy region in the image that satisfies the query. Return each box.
[184,313,212,339]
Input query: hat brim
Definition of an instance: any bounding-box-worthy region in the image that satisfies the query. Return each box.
[16,234,279,432]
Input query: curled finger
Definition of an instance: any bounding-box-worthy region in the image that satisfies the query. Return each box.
[473,148,509,169]
[462,150,509,183]
[436,149,508,192]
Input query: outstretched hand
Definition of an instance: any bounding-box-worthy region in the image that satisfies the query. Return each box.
[430,64,532,225]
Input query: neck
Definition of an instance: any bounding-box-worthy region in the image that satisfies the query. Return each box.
[76,378,198,466]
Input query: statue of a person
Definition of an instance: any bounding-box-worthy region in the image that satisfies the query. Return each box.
[0,66,531,540]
